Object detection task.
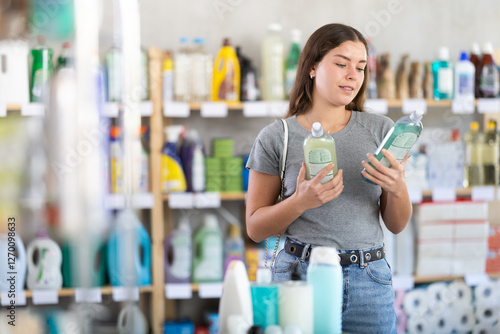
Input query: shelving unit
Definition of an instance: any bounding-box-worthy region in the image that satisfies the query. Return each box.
[0,286,154,298]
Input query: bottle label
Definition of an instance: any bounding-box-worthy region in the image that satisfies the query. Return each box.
[32,69,45,98]
[458,73,474,95]
[171,236,191,279]
[308,149,333,182]
[479,65,500,96]
[111,154,123,193]
[437,68,453,94]
[380,133,417,167]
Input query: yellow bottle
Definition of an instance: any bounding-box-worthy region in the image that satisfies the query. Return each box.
[161,125,187,193]
[212,38,240,103]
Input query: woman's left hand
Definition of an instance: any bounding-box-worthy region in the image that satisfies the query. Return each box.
[361,149,409,195]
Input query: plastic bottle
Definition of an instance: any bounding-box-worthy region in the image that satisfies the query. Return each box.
[0,234,27,293]
[30,35,53,102]
[139,126,150,193]
[162,52,174,102]
[191,38,213,102]
[238,47,260,102]
[131,125,149,193]
[110,126,124,193]
[179,129,206,193]
[161,125,187,193]
[463,121,484,187]
[56,41,73,70]
[285,29,301,98]
[251,269,279,329]
[164,216,192,284]
[470,43,481,98]
[61,239,106,287]
[362,110,423,183]
[26,229,63,290]
[303,122,338,184]
[262,23,285,101]
[139,49,149,101]
[105,43,122,102]
[478,42,500,98]
[224,224,245,276]
[213,38,241,102]
[306,247,343,334]
[432,47,453,100]
[107,209,152,286]
[117,302,149,334]
[174,37,191,102]
[483,120,499,186]
[192,214,223,283]
[366,38,378,99]
[454,51,475,112]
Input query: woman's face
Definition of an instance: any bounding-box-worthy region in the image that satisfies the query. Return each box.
[310,40,367,107]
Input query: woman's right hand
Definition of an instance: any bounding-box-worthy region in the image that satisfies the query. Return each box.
[294,162,344,211]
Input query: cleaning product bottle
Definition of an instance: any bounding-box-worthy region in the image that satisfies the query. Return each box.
[213,38,241,103]
[432,47,453,100]
[110,126,124,193]
[454,51,475,112]
[174,37,191,102]
[251,269,279,329]
[30,35,53,102]
[262,23,285,101]
[161,125,187,193]
[191,38,213,102]
[26,229,63,290]
[224,224,245,276]
[483,120,499,186]
[162,52,174,102]
[107,209,152,286]
[478,42,500,98]
[463,121,484,187]
[164,216,192,284]
[192,214,223,283]
[303,122,338,184]
[470,43,482,98]
[105,43,122,102]
[179,129,206,193]
[117,302,149,334]
[362,110,424,183]
[306,247,342,334]
[0,234,27,293]
[61,238,106,287]
[285,29,301,98]
[132,125,149,194]
[366,38,378,99]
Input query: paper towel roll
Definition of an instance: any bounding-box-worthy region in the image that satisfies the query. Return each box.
[403,289,430,316]
[407,316,432,334]
[475,304,500,325]
[430,312,454,334]
[452,305,476,333]
[473,322,499,334]
[427,282,455,305]
[449,280,473,305]
[475,281,499,304]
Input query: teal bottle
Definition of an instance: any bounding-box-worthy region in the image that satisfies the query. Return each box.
[62,239,107,287]
[250,269,278,329]
[30,35,53,102]
[432,47,453,100]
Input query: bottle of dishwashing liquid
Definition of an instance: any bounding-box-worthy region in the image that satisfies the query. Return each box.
[30,35,53,102]
[164,216,192,284]
[306,247,343,334]
[454,51,475,112]
[161,125,187,193]
[303,122,338,184]
[432,47,453,100]
[223,224,245,276]
[213,38,240,102]
[262,23,285,101]
[27,229,63,290]
[107,209,152,286]
[362,110,423,183]
[179,129,206,193]
[0,234,27,293]
[192,214,223,283]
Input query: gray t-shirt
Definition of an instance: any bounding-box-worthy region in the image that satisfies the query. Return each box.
[246,111,394,250]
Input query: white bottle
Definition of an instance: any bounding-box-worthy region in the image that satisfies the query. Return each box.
[162,53,174,102]
[191,38,213,102]
[192,214,223,283]
[174,37,191,102]
[27,229,63,290]
[453,51,475,113]
[105,44,122,102]
[0,234,27,293]
[303,122,338,184]
[117,302,149,334]
[262,23,285,101]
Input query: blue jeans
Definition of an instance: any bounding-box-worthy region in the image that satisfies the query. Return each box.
[272,241,397,334]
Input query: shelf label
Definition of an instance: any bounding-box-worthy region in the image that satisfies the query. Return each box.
[464,273,490,287]
[0,102,6,117]
[103,102,120,117]
[431,187,456,202]
[165,283,193,299]
[477,98,500,113]
[32,290,59,305]
[140,101,153,116]
[112,286,139,302]
[168,193,194,209]
[201,102,228,118]
[364,99,388,114]
[198,283,223,299]
[267,101,288,117]
[75,287,102,303]
[471,186,495,202]
[243,101,268,117]
[402,99,427,115]
[164,101,190,118]
[408,187,423,204]
[452,98,475,114]
[194,192,221,208]
[1,291,26,306]
[21,103,44,117]
[104,194,125,209]
[392,275,415,291]
[132,193,154,209]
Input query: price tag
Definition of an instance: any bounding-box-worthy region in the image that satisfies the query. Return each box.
[165,283,193,299]
[364,99,388,114]
[104,194,125,210]
[452,98,475,114]
[32,290,59,305]
[431,187,456,202]
[392,275,415,291]
[21,103,45,117]
[243,101,268,117]
[408,187,423,204]
[201,102,228,118]
[103,102,120,117]
[75,288,102,303]
[0,102,6,117]
[471,186,495,202]
[168,193,194,209]
[198,283,223,299]
[140,101,153,116]
[267,101,289,117]
[112,286,139,302]
[402,99,427,115]
[1,291,26,306]
[194,192,221,208]
[163,101,190,118]
[464,273,490,287]
[477,98,500,113]
[132,193,154,209]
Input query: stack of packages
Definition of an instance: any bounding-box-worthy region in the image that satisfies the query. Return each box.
[414,201,489,277]
[205,138,243,192]
[487,204,500,274]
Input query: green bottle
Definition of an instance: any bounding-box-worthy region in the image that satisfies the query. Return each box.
[285,29,302,98]
[30,35,53,102]
[362,110,423,183]
[303,122,338,184]
[463,121,484,187]
[483,120,499,186]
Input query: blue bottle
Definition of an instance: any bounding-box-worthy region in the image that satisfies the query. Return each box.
[432,47,453,100]
[250,269,279,329]
[306,246,343,334]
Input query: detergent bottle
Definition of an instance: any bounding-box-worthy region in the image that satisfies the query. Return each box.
[0,234,27,293]
[179,129,206,193]
[161,125,187,193]
[61,238,106,287]
[192,214,223,283]
[117,302,149,334]
[26,229,63,290]
[212,38,240,102]
[107,209,151,286]
[164,216,192,284]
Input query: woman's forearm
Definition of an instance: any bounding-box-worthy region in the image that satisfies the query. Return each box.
[381,189,412,234]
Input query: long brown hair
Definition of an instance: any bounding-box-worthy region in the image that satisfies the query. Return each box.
[286,23,369,118]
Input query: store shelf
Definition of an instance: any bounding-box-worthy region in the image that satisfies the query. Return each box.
[162,191,246,202]
[0,285,153,298]
[414,274,500,284]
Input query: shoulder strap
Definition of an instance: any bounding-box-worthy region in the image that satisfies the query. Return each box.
[280,118,289,182]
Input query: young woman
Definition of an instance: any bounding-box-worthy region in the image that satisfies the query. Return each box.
[245,23,411,333]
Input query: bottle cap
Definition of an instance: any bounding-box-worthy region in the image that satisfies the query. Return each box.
[228,224,241,239]
[268,23,282,32]
[290,29,301,43]
[163,57,173,71]
[110,126,121,139]
[256,268,272,284]
[459,51,469,61]
[179,37,188,44]
[204,214,219,229]
[311,122,323,137]
[309,246,340,265]
[223,38,231,46]
[483,42,494,55]
[470,121,479,131]
[437,47,450,61]
[471,43,480,55]
[410,110,424,122]
[178,216,191,232]
[488,120,497,130]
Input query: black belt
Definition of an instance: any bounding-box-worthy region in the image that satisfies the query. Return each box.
[284,238,385,266]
